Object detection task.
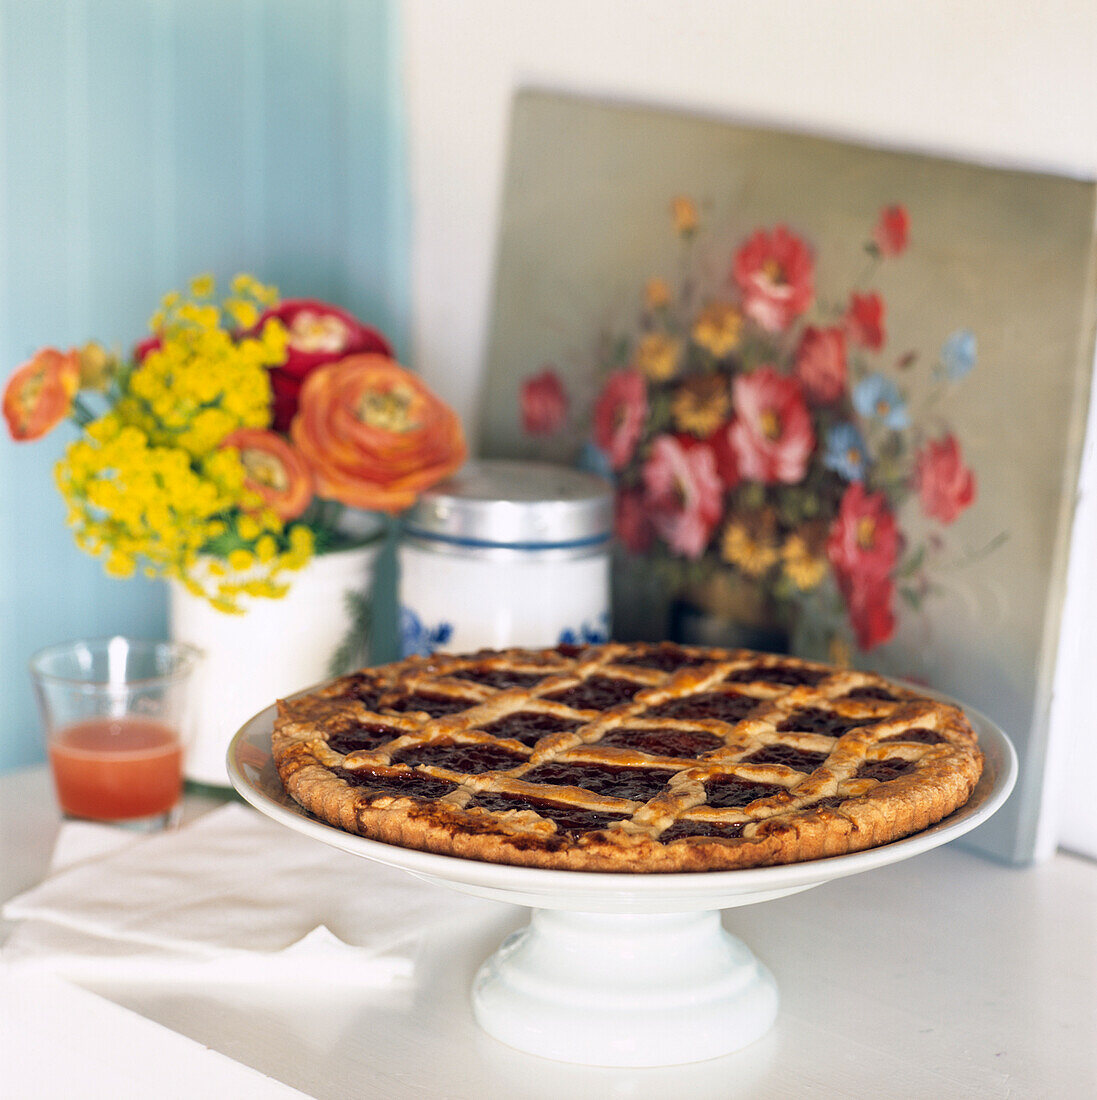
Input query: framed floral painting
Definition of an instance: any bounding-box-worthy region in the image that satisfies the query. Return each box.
[479,91,1097,864]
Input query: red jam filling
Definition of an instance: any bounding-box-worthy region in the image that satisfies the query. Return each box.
[842,685,898,702]
[704,774,786,808]
[391,739,527,773]
[645,691,758,723]
[659,819,746,842]
[466,792,628,838]
[777,707,869,738]
[478,712,583,747]
[521,761,675,801]
[333,767,458,800]
[327,723,403,754]
[808,795,848,810]
[332,674,386,710]
[724,664,827,687]
[597,726,724,758]
[451,668,549,690]
[613,645,715,672]
[856,758,916,782]
[740,744,830,771]
[881,728,946,745]
[545,676,642,710]
[384,692,471,718]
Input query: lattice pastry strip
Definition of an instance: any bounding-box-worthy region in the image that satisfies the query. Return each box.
[272,643,983,872]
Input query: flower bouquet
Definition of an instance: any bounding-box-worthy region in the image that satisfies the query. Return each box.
[6,274,467,785]
[520,201,987,656]
[4,274,466,613]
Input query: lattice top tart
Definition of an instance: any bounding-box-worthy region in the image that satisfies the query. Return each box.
[271,642,984,873]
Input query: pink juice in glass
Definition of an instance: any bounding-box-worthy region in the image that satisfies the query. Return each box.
[48,716,184,821]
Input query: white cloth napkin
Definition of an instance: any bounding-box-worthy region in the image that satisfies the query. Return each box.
[0,970,309,1099]
[2,802,508,986]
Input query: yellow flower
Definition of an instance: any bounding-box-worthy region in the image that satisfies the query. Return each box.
[225,298,260,330]
[672,375,729,436]
[721,521,780,578]
[645,277,671,311]
[781,534,828,591]
[77,343,117,392]
[692,302,742,358]
[634,332,681,382]
[228,548,254,572]
[671,196,699,236]
[189,273,215,299]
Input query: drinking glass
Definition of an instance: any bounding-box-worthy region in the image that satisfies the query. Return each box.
[29,636,200,829]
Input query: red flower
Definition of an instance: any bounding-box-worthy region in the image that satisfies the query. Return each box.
[641,434,722,560]
[794,326,847,404]
[614,487,654,554]
[846,578,897,651]
[707,420,741,490]
[592,369,648,470]
[874,205,909,257]
[845,292,885,351]
[134,335,161,362]
[729,366,815,484]
[254,299,392,432]
[915,434,976,524]
[826,482,901,650]
[827,482,900,581]
[731,226,814,333]
[520,367,569,436]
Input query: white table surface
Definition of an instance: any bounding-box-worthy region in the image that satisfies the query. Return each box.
[3,765,1095,1099]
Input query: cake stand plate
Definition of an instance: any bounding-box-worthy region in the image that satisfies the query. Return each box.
[227,701,1016,1067]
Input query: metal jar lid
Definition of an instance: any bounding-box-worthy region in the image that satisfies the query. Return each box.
[402,460,613,549]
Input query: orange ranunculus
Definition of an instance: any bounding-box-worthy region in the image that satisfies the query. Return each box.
[3,348,80,441]
[291,354,466,514]
[220,428,314,521]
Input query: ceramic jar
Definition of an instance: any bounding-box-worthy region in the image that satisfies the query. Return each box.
[398,461,612,656]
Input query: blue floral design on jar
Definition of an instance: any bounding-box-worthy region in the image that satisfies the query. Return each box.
[400,606,454,657]
[558,611,610,646]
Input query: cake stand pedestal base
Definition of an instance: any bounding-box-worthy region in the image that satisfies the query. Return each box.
[471,908,778,1066]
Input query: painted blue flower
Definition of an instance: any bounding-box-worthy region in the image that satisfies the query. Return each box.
[400,607,454,658]
[853,373,909,430]
[823,423,868,481]
[941,328,977,380]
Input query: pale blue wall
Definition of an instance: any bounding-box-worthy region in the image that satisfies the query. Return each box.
[0,0,408,771]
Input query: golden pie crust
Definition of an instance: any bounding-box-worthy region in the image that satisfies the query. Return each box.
[271,643,984,873]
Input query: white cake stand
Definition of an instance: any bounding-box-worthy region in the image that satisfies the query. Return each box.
[227,701,1015,1067]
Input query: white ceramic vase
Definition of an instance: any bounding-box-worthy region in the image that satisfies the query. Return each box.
[170,535,383,787]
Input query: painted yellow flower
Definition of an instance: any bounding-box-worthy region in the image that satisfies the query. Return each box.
[781,534,828,591]
[645,277,671,311]
[672,375,730,436]
[828,636,852,668]
[692,302,742,358]
[634,332,681,382]
[671,196,699,236]
[721,521,780,578]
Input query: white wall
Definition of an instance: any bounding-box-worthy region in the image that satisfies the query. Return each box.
[399,0,1097,858]
[402,0,1096,432]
